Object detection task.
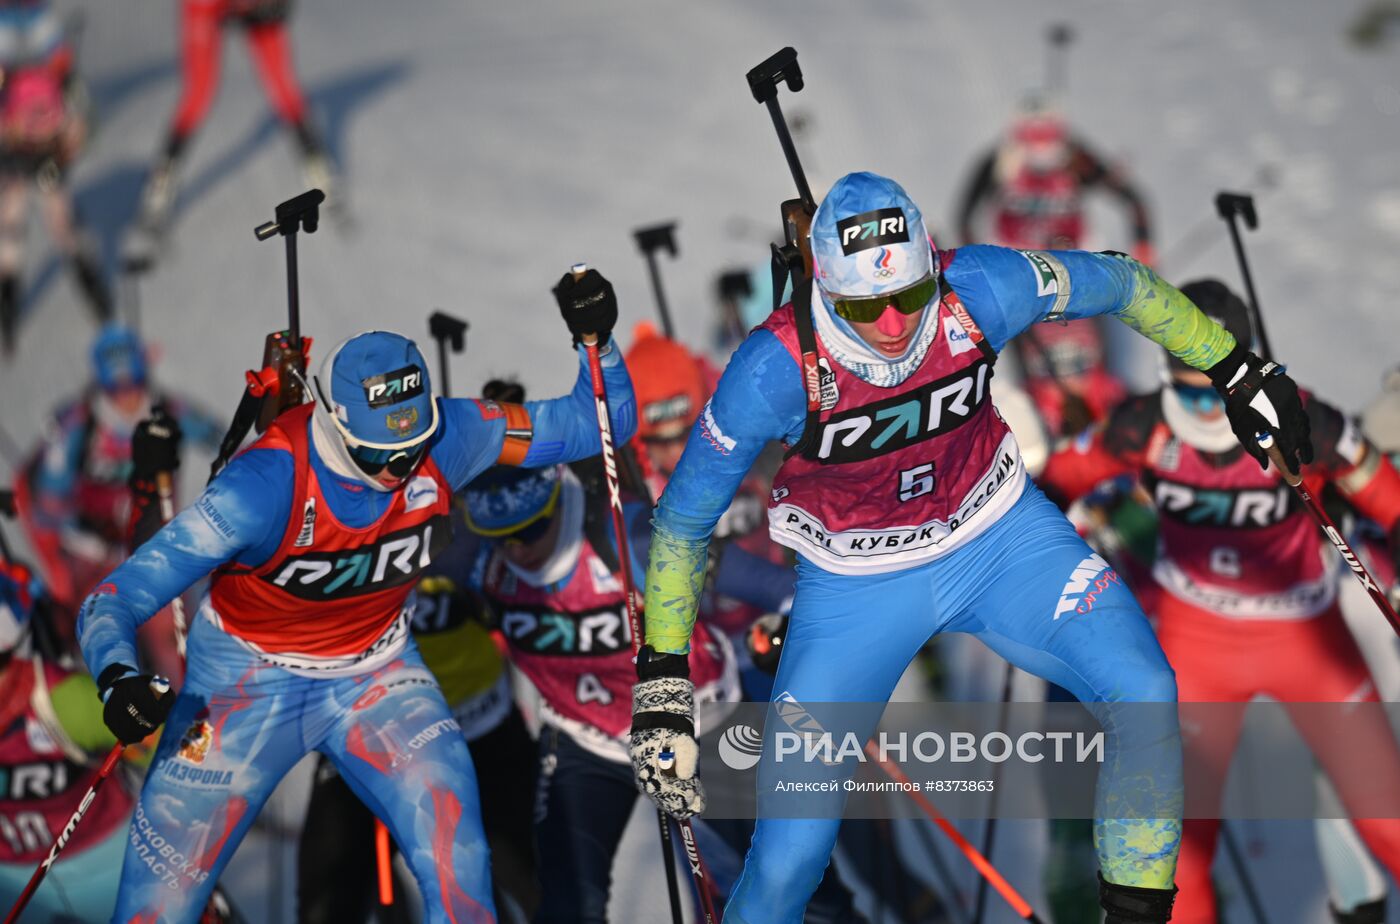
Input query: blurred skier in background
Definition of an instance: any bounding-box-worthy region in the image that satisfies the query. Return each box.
[1042,279,1400,924]
[0,557,141,922]
[0,0,111,353]
[127,0,335,263]
[956,96,1154,437]
[14,324,218,678]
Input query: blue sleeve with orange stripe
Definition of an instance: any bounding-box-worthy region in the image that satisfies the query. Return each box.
[77,449,291,684]
[429,342,636,491]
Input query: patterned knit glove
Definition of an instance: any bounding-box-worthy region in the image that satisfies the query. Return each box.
[630,646,705,819]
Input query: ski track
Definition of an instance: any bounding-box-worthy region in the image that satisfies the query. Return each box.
[1,1,1396,920]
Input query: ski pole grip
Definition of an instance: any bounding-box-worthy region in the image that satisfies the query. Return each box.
[1255,432,1302,486]
[568,263,599,346]
[1215,192,1257,230]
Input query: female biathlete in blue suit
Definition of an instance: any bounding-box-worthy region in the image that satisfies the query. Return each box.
[627,172,1314,924]
[76,269,630,924]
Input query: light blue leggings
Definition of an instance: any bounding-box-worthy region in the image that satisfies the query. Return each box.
[724,484,1182,924]
[110,615,496,924]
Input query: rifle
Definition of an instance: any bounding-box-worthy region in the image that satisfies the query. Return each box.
[209,189,325,482]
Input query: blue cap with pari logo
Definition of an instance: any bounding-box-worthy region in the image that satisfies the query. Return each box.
[315,331,439,455]
[810,171,935,299]
[91,325,148,392]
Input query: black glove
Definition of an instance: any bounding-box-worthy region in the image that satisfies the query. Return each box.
[1206,345,1313,475]
[98,663,174,745]
[130,408,183,483]
[552,268,617,347]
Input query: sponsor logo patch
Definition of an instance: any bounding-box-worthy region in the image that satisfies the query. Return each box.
[363,366,425,408]
[404,475,439,513]
[837,207,910,255]
[817,357,839,410]
[643,393,693,425]
[1020,250,1060,297]
[814,359,992,464]
[294,497,316,548]
[701,400,735,454]
[266,516,451,601]
[177,719,213,765]
[474,399,505,421]
[943,315,975,356]
[1053,553,1118,620]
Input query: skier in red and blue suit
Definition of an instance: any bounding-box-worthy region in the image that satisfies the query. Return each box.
[75,269,631,924]
[626,172,1314,924]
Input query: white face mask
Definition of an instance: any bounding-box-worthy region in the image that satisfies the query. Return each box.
[502,469,586,587]
[1161,387,1238,454]
[310,398,397,493]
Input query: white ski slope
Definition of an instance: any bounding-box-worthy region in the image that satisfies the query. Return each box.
[2,1,1398,921]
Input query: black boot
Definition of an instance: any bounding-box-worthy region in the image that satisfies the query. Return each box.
[0,275,18,356]
[1333,897,1386,923]
[71,250,113,324]
[1099,873,1177,923]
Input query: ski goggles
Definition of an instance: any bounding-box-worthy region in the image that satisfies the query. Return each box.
[1172,382,1224,415]
[501,510,556,547]
[829,274,940,324]
[349,441,430,479]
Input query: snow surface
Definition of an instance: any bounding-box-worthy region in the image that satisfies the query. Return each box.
[3,0,1399,920]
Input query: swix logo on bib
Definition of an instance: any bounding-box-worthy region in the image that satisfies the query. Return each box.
[268,516,450,601]
[362,365,424,407]
[815,359,991,464]
[758,262,1028,575]
[837,207,909,255]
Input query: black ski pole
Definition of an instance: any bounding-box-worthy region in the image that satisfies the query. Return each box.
[0,490,15,563]
[1214,193,1273,361]
[634,223,679,339]
[427,311,469,399]
[1045,23,1075,97]
[1213,191,1400,635]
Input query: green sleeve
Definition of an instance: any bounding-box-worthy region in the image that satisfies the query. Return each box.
[1113,261,1237,370]
[48,673,117,753]
[642,524,709,655]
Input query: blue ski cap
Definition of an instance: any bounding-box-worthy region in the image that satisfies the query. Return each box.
[811,172,934,299]
[462,464,561,537]
[317,331,439,453]
[91,324,148,392]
